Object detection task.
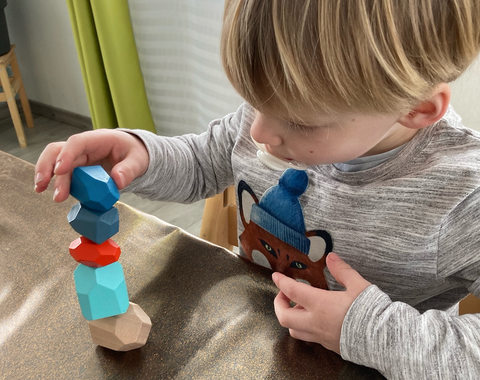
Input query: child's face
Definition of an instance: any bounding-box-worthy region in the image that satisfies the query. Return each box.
[250,109,418,166]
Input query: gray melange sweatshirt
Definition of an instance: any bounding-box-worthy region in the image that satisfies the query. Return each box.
[123,103,480,379]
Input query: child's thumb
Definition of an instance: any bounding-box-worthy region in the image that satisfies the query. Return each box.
[111,160,143,190]
[326,252,370,291]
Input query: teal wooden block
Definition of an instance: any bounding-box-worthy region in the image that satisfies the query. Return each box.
[68,203,119,244]
[70,166,120,212]
[74,262,129,321]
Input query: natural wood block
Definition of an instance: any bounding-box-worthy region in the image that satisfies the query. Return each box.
[88,302,152,351]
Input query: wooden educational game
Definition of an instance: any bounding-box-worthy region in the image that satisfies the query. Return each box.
[67,166,151,351]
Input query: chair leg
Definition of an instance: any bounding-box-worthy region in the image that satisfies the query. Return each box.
[10,53,34,128]
[0,64,27,147]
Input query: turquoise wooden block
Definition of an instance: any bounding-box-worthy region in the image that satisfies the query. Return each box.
[68,203,119,244]
[70,166,120,212]
[74,261,129,321]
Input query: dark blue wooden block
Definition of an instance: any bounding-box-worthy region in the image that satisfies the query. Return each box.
[70,166,120,212]
[68,203,119,244]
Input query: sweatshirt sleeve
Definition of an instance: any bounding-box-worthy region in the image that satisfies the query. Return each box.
[120,104,246,203]
[340,285,480,379]
[340,189,480,379]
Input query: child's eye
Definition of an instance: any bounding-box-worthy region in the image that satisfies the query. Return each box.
[288,121,317,132]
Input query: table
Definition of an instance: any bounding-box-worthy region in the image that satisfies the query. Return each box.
[0,151,384,379]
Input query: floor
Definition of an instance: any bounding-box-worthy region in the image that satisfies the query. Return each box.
[0,113,205,236]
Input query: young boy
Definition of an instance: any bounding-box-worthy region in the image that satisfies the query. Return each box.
[35,1,480,378]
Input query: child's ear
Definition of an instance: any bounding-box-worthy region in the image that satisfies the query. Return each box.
[397,83,451,130]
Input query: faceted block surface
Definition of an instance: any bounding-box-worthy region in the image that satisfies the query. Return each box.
[68,203,119,244]
[69,237,121,267]
[74,262,129,321]
[70,165,120,212]
[88,302,152,351]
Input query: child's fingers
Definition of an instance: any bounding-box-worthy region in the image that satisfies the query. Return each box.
[34,141,65,193]
[288,328,315,343]
[273,290,310,331]
[273,291,316,341]
[56,131,148,190]
[35,135,91,197]
[110,163,135,190]
[53,133,95,176]
[35,130,148,196]
[35,130,117,194]
[326,253,371,295]
[52,172,73,203]
[272,272,320,310]
[274,289,291,309]
[35,134,92,191]
[110,146,149,189]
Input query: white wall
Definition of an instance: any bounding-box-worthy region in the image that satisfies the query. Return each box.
[450,55,480,131]
[128,0,243,136]
[5,0,90,117]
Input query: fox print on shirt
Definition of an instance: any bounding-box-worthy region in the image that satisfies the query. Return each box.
[238,169,333,289]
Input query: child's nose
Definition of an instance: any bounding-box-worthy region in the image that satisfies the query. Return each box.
[250,114,283,146]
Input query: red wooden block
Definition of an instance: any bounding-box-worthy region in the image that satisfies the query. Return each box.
[69,237,121,267]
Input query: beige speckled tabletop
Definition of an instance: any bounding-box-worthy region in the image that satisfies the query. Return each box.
[0,151,384,379]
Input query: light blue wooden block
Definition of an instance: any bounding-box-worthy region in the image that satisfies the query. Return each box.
[74,261,129,321]
[70,166,120,212]
[68,203,119,244]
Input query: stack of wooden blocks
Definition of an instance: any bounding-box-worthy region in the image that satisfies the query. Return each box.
[67,166,151,351]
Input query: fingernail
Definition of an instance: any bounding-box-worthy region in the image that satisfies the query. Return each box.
[329,252,340,261]
[35,173,43,184]
[53,187,59,201]
[118,171,125,188]
[54,161,61,174]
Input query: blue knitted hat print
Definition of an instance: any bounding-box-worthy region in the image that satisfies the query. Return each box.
[250,169,310,254]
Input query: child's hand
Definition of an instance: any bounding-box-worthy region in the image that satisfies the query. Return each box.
[272,252,371,355]
[34,130,149,202]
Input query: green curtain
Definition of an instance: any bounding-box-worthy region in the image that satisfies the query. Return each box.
[66,0,156,132]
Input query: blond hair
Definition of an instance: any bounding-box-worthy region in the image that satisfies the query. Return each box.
[221,0,480,119]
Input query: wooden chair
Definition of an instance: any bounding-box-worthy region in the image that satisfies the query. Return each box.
[199,186,480,314]
[200,186,237,251]
[0,45,34,148]
[459,294,480,315]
